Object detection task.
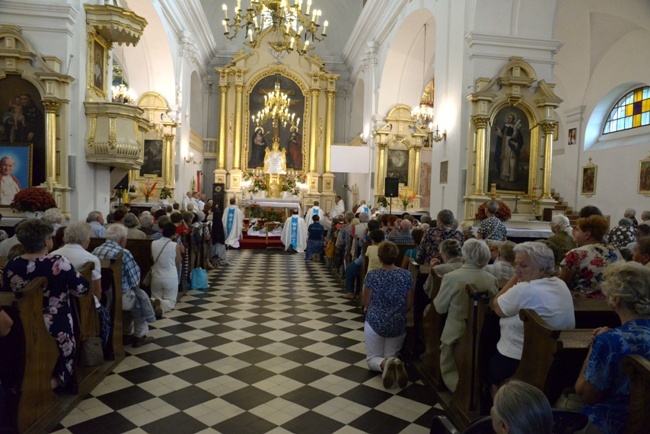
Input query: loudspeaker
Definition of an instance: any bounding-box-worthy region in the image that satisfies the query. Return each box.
[385,177,399,197]
[212,183,226,212]
[114,174,129,190]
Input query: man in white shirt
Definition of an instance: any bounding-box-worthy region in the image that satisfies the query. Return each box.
[329,195,345,219]
[222,198,245,248]
[86,211,106,238]
[282,209,307,253]
[304,201,325,226]
[181,191,192,211]
[0,156,21,205]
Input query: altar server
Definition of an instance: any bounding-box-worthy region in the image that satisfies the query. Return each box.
[282,209,307,253]
[304,201,325,226]
[222,198,245,248]
[329,195,345,219]
[358,200,371,216]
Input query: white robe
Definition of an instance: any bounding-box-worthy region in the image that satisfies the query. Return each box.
[281,215,307,253]
[222,205,245,248]
[304,206,325,226]
[357,204,371,216]
[330,200,345,219]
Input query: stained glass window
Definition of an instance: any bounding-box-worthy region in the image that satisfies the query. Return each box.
[603,86,650,134]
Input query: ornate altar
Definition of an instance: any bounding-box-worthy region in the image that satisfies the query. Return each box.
[263,141,287,198]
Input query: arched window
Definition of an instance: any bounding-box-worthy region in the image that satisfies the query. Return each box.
[603,86,650,134]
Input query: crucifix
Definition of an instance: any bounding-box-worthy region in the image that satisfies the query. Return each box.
[513,194,520,214]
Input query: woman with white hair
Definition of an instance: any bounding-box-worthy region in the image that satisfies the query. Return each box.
[138,213,157,236]
[491,380,553,434]
[575,262,650,434]
[489,242,575,395]
[123,212,146,239]
[547,215,577,261]
[477,201,507,241]
[433,238,499,392]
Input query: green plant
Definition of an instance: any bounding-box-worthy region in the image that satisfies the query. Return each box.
[159,186,173,200]
[282,172,307,195]
[244,171,267,194]
[11,187,58,213]
[377,196,389,207]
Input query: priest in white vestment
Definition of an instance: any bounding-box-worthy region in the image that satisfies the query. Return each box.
[329,195,345,219]
[282,210,307,253]
[304,201,325,226]
[0,156,21,205]
[357,200,371,216]
[222,198,245,248]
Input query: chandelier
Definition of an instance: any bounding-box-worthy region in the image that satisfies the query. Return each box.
[411,23,434,128]
[252,79,300,129]
[221,0,328,56]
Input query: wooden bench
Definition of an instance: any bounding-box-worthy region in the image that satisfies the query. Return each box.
[573,298,620,329]
[622,354,650,434]
[513,309,592,404]
[99,255,124,361]
[88,238,153,289]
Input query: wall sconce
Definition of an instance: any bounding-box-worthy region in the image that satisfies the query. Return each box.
[430,124,447,142]
[183,152,194,163]
[359,133,367,145]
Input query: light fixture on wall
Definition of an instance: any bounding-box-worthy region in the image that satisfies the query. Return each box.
[221,0,328,56]
[359,133,367,144]
[183,152,194,163]
[411,23,434,128]
[429,123,446,142]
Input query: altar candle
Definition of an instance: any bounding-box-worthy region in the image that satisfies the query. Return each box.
[490,183,496,199]
[532,186,538,199]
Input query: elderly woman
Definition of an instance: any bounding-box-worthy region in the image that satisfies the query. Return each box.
[575,262,650,434]
[489,242,575,394]
[632,237,650,267]
[1,219,88,389]
[424,239,463,300]
[547,215,577,261]
[151,222,183,315]
[491,380,553,434]
[559,215,622,298]
[138,212,157,236]
[485,240,516,285]
[434,239,498,392]
[477,201,507,241]
[362,241,414,389]
[124,212,146,239]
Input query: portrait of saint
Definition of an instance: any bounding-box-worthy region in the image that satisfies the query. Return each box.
[249,127,268,168]
[582,167,596,195]
[568,128,577,145]
[639,160,650,193]
[488,107,531,193]
[140,140,163,177]
[0,145,32,206]
[93,40,105,91]
[286,127,302,170]
[386,149,409,185]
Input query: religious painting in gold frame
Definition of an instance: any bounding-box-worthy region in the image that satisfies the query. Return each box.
[386,149,409,186]
[88,34,109,97]
[581,158,597,198]
[440,160,448,184]
[638,154,650,195]
[246,74,305,170]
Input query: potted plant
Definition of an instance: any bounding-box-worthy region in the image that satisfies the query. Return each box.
[377,196,389,208]
[282,172,307,196]
[140,179,157,202]
[159,186,173,203]
[11,187,58,218]
[475,200,512,222]
[243,171,267,195]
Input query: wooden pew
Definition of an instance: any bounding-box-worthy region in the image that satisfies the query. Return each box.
[513,309,592,404]
[0,277,59,434]
[448,284,499,427]
[573,298,620,329]
[99,255,124,361]
[622,355,650,434]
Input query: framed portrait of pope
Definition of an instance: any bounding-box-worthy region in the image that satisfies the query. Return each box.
[0,143,32,206]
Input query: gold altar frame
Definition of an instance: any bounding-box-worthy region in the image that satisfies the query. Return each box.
[243,70,309,171]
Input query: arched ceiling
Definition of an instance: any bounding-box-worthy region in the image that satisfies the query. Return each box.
[199,0,363,60]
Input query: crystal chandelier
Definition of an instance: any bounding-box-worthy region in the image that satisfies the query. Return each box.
[411,23,433,128]
[221,0,328,56]
[253,78,300,148]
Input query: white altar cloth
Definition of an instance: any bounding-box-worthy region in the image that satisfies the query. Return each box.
[250,198,302,216]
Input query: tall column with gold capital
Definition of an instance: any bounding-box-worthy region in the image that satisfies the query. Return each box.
[412,146,421,194]
[472,117,489,196]
[163,133,176,188]
[233,84,244,170]
[376,143,387,195]
[42,99,61,189]
[218,84,229,171]
[541,123,555,199]
[309,88,320,174]
[324,90,335,173]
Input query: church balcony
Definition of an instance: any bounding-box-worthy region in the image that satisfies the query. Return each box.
[84,102,151,170]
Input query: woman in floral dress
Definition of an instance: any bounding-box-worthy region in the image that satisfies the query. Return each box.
[559,215,621,298]
[2,218,88,389]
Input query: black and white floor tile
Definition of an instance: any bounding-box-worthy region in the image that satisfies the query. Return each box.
[51,250,443,434]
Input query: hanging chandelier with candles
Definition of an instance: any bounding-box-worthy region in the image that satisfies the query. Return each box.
[411,23,434,128]
[221,0,328,56]
[252,79,301,129]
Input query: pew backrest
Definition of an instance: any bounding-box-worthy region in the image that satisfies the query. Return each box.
[99,255,124,360]
[88,237,153,288]
[622,354,650,434]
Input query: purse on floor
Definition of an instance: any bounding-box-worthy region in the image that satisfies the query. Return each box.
[190,267,208,290]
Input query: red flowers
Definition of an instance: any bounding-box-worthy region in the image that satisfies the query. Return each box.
[475,201,512,222]
[11,187,58,213]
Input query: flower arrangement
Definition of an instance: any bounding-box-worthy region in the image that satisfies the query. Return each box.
[140,179,157,202]
[282,172,307,195]
[11,187,57,213]
[475,200,512,222]
[398,193,417,211]
[245,204,286,231]
[159,186,173,200]
[111,84,137,104]
[243,171,267,194]
[376,196,389,208]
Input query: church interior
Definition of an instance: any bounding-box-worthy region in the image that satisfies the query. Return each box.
[1,0,650,433]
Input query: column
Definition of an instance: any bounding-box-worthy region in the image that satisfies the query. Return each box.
[376,143,387,195]
[233,84,243,170]
[472,117,488,196]
[309,88,320,173]
[541,123,555,199]
[163,128,177,188]
[218,84,229,170]
[324,90,335,173]
[42,99,60,190]
[412,146,421,194]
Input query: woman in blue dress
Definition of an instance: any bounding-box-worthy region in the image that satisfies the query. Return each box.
[362,241,414,389]
[2,218,89,389]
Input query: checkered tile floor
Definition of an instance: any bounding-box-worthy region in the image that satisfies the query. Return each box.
[51,250,443,434]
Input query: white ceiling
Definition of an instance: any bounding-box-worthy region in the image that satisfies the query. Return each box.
[199,0,364,61]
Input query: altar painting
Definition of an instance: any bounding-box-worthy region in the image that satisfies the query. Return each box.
[248,75,305,170]
[387,149,409,186]
[487,106,531,193]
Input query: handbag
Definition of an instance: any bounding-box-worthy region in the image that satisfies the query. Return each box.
[80,337,104,366]
[141,239,173,290]
[190,267,208,290]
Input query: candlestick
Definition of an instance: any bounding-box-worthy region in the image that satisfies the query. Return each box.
[532,186,538,200]
[490,183,496,199]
